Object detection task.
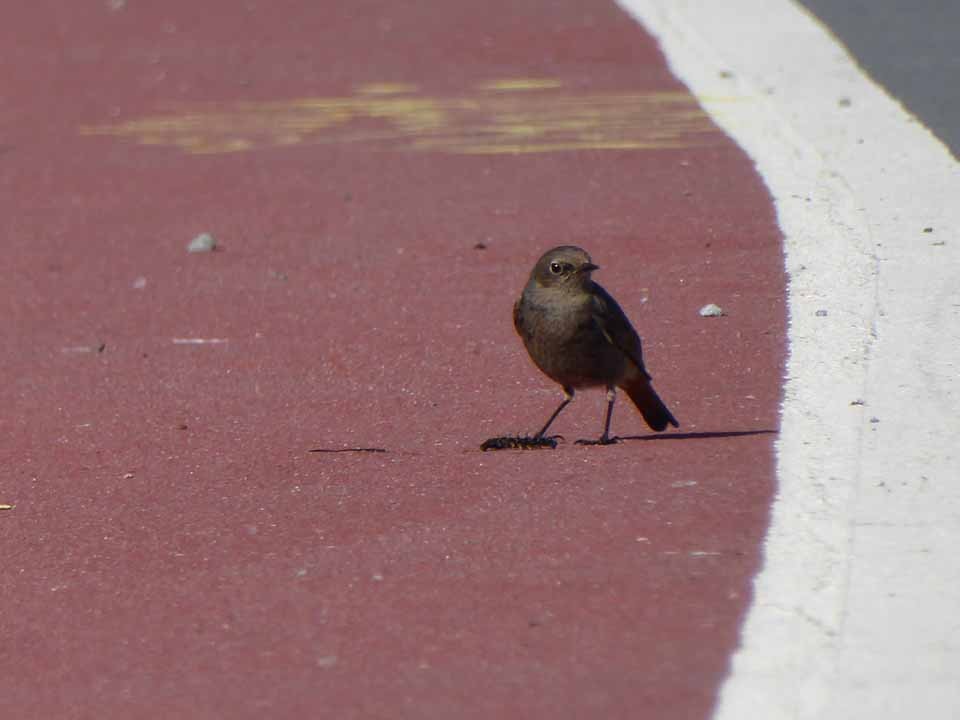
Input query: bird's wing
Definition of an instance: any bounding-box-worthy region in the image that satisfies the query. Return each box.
[590,284,651,379]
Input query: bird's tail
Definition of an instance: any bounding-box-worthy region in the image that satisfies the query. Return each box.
[623,376,679,432]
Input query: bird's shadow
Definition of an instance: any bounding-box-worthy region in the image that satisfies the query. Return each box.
[616,429,777,442]
[478,428,776,451]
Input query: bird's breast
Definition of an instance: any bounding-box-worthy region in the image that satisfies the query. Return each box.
[516,291,622,387]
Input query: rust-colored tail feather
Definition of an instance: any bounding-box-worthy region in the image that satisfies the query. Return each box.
[624,377,679,432]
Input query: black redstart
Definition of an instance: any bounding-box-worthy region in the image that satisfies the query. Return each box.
[512,245,678,444]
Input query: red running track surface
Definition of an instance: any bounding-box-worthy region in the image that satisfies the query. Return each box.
[1,1,786,718]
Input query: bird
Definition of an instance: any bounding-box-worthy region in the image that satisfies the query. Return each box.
[512,245,678,445]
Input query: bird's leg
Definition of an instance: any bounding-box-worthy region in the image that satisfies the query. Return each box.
[534,387,574,439]
[575,387,620,445]
[599,387,616,443]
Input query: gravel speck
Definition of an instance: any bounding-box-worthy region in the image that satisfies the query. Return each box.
[187,232,217,253]
[698,303,725,317]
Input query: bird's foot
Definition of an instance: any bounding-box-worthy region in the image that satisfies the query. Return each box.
[574,435,620,446]
[481,434,562,451]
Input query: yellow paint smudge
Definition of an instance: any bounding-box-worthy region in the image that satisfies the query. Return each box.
[354,82,419,95]
[80,79,718,156]
[478,77,564,92]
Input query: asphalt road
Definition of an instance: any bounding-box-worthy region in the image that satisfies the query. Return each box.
[798,0,960,157]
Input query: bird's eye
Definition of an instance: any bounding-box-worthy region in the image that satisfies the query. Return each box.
[549,262,563,274]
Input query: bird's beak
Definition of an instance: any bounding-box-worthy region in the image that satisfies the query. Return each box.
[581,262,599,273]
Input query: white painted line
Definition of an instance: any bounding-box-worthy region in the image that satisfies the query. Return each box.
[617,1,960,718]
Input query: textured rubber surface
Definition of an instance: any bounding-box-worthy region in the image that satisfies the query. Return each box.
[0,2,785,718]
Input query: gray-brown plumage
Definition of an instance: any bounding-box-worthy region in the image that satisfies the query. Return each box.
[513,245,678,444]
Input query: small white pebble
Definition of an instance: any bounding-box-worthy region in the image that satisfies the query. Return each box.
[699,303,725,317]
[187,232,217,253]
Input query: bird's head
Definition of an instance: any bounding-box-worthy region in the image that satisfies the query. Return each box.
[530,245,599,290]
